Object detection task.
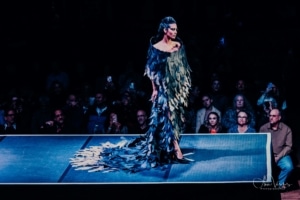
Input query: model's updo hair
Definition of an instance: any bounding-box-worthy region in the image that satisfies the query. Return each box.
[153,16,177,42]
[157,16,177,33]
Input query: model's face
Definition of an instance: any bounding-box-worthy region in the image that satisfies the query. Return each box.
[165,23,177,39]
[237,111,248,126]
[208,114,218,126]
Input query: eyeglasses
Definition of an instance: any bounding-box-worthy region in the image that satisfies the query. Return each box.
[269,115,279,117]
[237,116,247,119]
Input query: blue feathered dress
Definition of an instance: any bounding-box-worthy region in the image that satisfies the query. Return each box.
[70,37,192,173]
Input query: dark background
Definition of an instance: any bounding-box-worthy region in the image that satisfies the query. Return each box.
[3,1,299,74]
[2,0,299,128]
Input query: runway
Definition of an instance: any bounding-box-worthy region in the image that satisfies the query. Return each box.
[0,133,272,185]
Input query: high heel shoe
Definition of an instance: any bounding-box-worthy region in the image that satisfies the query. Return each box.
[172,151,192,164]
[172,156,192,164]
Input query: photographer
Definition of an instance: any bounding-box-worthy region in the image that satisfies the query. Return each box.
[257,82,287,111]
[106,112,125,134]
[256,81,288,129]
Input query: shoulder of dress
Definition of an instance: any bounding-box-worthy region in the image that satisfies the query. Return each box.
[149,36,159,46]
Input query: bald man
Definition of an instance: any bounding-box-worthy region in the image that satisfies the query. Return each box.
[259,108,294,189]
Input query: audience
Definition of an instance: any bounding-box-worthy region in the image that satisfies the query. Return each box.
[105,111,124,134]
[0,49,294,151]
[208,77,229,115]
[45,60,70,92]
[62,93,85,133]
[47,80,68,110]
[231,78,256,107]
[222,94,256,132]
[257,82,287,112]
[259,108,294,189]
[96,73,119,103]
[77,81,95,114]
[198,112,224,134]
[256,81,288,129]
[110,91,137,133]
[8,92,32,133]
[30,94,53,133]
[0,63,292,137]
[39,108,70,134]
[83,90,111,134]
[0,108,20,134]
[184,83,202,133]
[131,109,150,135]
[195,93,222,133]
[227,110,256,133]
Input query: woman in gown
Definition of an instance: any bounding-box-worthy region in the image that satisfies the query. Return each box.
[70,16,192,173]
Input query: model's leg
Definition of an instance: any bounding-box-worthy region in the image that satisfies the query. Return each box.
[173,139,183,159]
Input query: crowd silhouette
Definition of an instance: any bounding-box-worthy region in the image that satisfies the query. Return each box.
[0,54,293,135]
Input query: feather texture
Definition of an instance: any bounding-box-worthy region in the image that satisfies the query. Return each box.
[70,37,192,173]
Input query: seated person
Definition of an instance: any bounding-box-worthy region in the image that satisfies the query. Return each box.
[106,112,126,134]
[198,112,224,134]
[83,90,110,134]
[131,109,149,134]
[222,94,256,130]
[227,110,256,133]
[259,108,294,189]
[39,108,70,134]
[195,93,221,133]
[0,108,21,134]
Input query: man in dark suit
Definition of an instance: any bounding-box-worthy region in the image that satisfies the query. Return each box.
[0,108,20,134]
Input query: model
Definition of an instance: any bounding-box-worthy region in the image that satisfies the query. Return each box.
[70,16,193,173]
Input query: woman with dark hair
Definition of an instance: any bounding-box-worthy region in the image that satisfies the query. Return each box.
[143,16,192,162]
[227,110,256,133]
[70,16,193,173]
[222,94,256,131]
[198,112,224,134]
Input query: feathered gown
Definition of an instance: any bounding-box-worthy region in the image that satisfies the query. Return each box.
[70,38,192,173]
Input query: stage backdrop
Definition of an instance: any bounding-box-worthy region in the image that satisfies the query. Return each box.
[0,133,272,184]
